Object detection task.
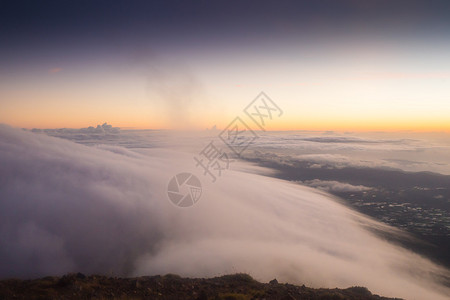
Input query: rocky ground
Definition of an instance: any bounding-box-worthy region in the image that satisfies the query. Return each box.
[0,273,402,300]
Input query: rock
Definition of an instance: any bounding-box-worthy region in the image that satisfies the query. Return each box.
[57,275,73,287]
[196,290,207,300]
[133,279,142,288]
[269,278,278,285]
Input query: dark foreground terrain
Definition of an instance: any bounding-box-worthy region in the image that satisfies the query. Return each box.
[0,273,401,300]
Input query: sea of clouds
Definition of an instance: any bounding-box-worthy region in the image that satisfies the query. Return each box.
[0,124,449,300]
[245,131,450,175]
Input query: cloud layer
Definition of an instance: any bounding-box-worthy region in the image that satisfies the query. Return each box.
[299,179,372,193]
[0,125,449,300]
[247,132,450,175]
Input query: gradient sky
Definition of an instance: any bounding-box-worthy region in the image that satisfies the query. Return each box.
[1,0,450,131]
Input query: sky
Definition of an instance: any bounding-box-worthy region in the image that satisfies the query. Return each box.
[1,0,450,131]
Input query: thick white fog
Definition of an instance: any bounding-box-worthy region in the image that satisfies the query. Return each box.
[0,125,449,300]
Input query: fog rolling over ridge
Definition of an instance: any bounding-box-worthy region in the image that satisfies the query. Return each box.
[0,125,449,300]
